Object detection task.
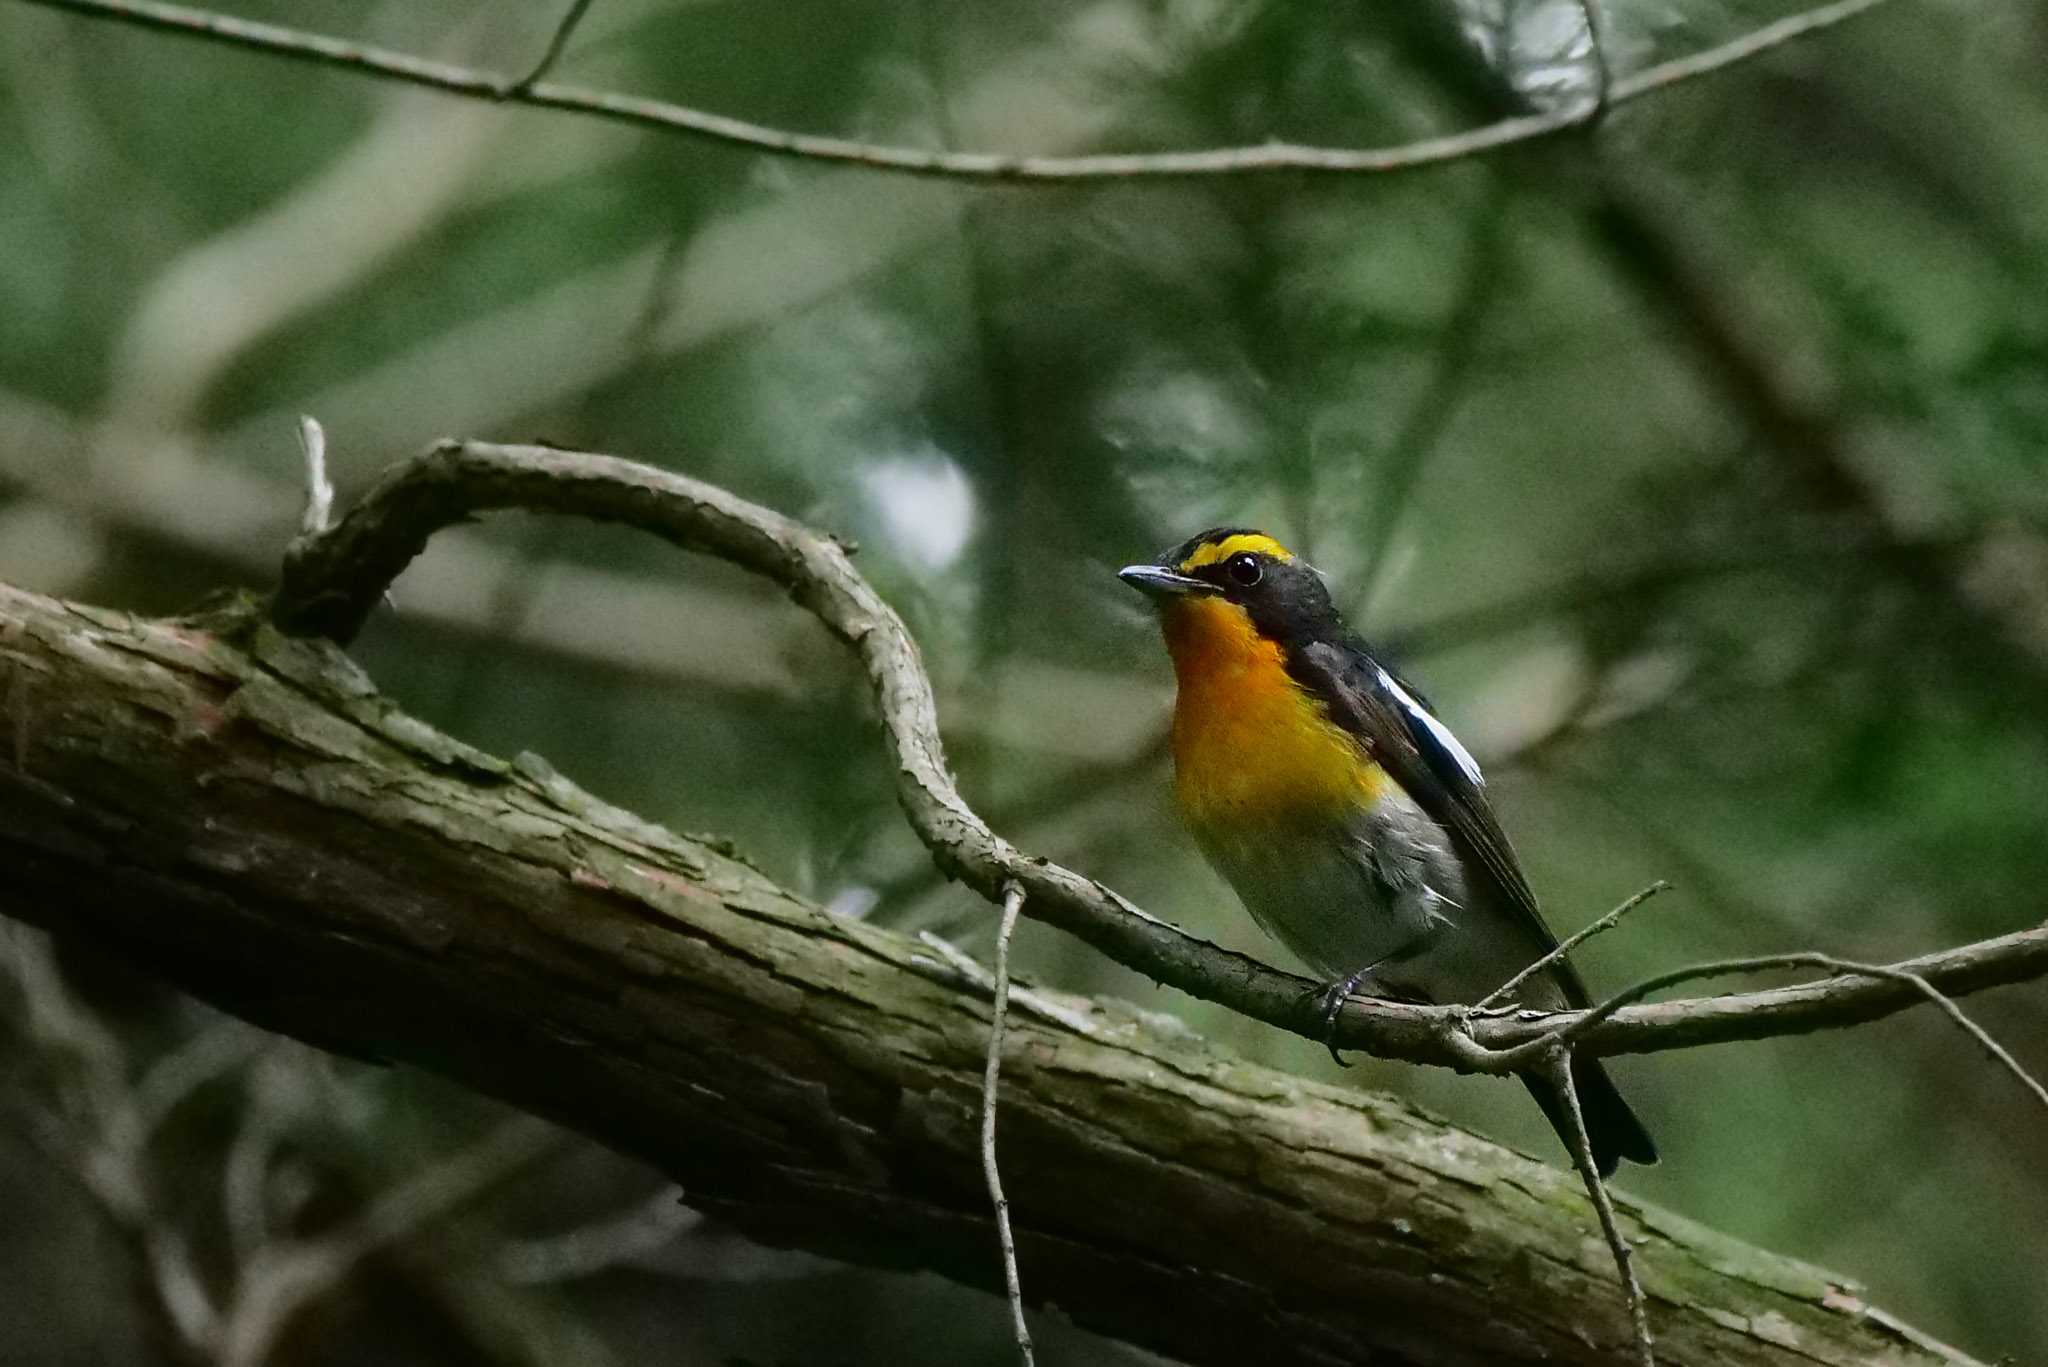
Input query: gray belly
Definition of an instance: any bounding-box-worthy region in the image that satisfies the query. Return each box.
[1194,786,1568,1009]
[1192,785,1462,984]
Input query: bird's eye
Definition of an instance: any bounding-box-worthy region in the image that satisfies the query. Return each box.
[1227,552,1263,587]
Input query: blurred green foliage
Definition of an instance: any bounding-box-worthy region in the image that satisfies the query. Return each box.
[2,0,2044,1361]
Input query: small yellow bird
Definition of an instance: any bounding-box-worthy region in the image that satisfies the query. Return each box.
[1122,528,1655,1174]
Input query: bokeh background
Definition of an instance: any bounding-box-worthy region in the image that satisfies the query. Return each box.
[3,0,2045,1362]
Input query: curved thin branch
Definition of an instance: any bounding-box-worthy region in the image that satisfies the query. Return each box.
[269,439,2048,1075]
[20,0,1904,182]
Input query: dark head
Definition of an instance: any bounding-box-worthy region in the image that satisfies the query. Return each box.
[1118,527,1342,651]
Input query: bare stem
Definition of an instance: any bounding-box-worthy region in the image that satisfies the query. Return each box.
[982,882,1035,1367]
[1542,1052,1654,1367]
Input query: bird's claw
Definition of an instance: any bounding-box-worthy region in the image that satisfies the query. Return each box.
[1309,968,1377,1067]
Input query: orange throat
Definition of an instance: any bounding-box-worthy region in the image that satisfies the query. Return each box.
[1161,598,1384,835]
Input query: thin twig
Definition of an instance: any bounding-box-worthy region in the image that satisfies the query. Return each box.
[292,418,396,614]
[1619,0,1895,101]
[1542,1053,1653,1367]
[18,0,1905,182]
[981,882,1035,1367]
[1527,953,2048,1111]
[501,0,597,96]
[1576,0,1614,116]
[1476,880,1671,1011]
[296,416,331,537]
[1878,967,2048,1113]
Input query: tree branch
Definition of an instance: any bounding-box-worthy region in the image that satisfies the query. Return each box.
[268,439,2048,1075]
[0,577,1985,1365]
[16,0,1904,182]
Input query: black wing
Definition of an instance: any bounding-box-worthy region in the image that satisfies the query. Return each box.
[1292,639,1592,1008]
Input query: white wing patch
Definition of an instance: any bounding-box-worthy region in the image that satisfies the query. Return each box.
[1377,667,1485,788]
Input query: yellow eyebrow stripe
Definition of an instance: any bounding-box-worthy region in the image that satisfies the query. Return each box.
[1179,533,1295,571]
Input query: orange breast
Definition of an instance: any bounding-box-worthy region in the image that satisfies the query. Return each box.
[1162,598,1386,835]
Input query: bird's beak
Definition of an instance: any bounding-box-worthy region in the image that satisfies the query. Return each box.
[1118,564,1220,599]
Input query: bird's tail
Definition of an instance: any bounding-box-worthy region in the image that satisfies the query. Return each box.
[1522,1057,1657,1177]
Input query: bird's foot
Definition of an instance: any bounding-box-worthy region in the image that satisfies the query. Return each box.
[1308,967,1380,1067]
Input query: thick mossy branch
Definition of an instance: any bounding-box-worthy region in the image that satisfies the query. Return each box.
[0,581,1977,1367]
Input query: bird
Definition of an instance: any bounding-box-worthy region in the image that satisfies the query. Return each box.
[1119,527,1655,1175]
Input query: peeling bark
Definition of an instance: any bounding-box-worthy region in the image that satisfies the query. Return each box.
[0,582,1976,1367]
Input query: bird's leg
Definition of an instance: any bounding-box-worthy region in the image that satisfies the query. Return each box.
[1307,955,1397,1067]
[1309,917,1447,1065]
